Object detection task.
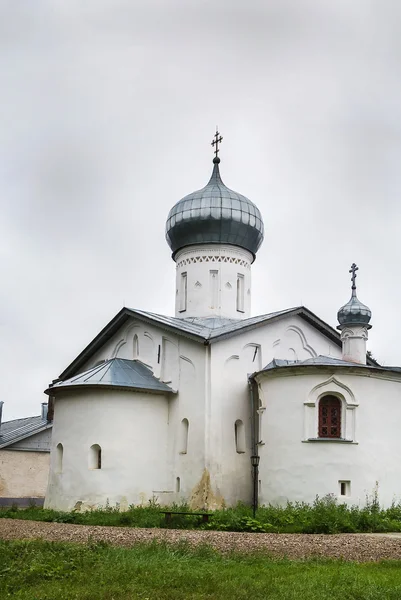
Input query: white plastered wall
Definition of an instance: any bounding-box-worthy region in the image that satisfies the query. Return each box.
[256,369,401,508]
[45,389,170,511]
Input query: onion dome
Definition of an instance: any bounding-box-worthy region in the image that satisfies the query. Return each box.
[165,150,264,261]
[337,263,372,329]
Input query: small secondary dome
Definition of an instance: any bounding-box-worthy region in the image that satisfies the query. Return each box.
[165,133,264,261]
[337,263,372,329]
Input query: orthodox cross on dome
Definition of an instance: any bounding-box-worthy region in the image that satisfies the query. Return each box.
[349,262,359,295]
[211,128,223,161]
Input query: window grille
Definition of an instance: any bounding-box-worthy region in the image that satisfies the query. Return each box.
[318,395,341,438]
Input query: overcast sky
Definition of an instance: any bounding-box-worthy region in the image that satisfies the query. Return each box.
[1,0,401,420]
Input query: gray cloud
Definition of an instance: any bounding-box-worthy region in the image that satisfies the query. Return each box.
[1,0,400,419]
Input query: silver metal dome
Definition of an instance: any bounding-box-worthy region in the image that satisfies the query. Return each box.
[165,158,264,261]
[337,296,372,328]
[337,263,372,329]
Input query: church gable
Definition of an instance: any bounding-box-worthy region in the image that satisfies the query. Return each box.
[59,313,206,396]
[214,313,343,378]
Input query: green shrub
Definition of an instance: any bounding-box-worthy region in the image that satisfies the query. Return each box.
[4,489,401,534]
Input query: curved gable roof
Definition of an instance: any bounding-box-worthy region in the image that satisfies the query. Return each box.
[47,358,174,396]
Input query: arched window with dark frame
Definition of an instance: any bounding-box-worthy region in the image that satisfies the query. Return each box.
[319,395,342,438]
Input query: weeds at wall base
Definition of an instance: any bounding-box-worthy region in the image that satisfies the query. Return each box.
[2,493,401,534]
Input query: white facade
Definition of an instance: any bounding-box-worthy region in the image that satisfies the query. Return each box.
[44,151,399,512]
[45,310,347,511]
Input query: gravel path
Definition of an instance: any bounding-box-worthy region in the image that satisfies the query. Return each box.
[1,519,401,562]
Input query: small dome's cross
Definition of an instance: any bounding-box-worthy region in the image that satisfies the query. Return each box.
[211,128,223,159]
[349,262,359,291]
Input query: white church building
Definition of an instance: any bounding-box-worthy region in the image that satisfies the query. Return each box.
[44,135,401,512]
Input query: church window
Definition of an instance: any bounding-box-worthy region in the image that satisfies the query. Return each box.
[176,477,181,492]
[319,396,341,438]
[235,419,245,453]
[210,270,219,309]
[133,334,139,359]
[179,272,187,312]
[55,443,63,473]
[179,418,189,454]
[89,444,102,469]
[236,274,245,312]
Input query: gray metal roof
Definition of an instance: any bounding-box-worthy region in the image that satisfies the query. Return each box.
[337,264,372,329]
[132,307,298,341]
[59,305,380,381]
[165,159,264,260]
[48,358,174,395]
[337,294,372,328]
[257,355,401,376]
[0,416,52,450]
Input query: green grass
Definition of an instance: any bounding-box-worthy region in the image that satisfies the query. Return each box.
[1,539,401,600]
[4,493,401,534]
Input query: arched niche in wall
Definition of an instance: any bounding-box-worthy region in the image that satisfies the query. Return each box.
[133,334,139,359]
[223,345,261,385]
[179,418,189,454]
[112,323,141,359]
[89,444,102,470]
[234,419,245,453]
[304,376,358,442]
[55,443,63,474]
[242,343,262,373]
[273,325,317,360]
